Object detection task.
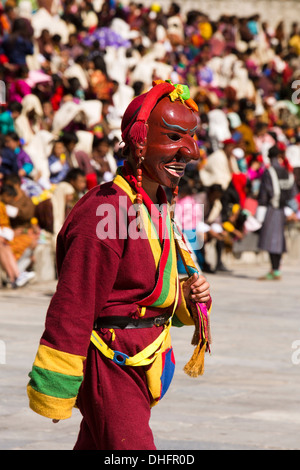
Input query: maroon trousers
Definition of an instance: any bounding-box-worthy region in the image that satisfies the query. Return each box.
[73,341,156,450]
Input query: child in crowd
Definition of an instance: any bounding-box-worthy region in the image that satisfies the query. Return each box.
[4,132,34,177]
[48,139,70,184]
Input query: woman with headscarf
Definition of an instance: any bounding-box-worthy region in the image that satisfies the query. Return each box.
[257,145,298,280]
[14,94,43,145]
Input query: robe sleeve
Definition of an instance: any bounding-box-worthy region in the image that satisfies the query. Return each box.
[27,233,121,420]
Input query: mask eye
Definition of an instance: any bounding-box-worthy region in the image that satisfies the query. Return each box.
[167,133,181,141]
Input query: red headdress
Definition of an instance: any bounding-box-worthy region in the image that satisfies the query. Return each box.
[120,80,198,214]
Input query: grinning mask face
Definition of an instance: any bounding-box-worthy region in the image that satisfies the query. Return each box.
[142,96,200,189]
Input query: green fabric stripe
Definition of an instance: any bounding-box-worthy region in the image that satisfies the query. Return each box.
[143,205,174,307]
[171,314,185,328]
[28,365,83,399]
[152,215,174,306]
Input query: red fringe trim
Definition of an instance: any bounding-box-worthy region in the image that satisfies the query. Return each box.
[129,120,148,145]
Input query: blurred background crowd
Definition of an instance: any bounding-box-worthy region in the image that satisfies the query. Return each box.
[0,0,300,288]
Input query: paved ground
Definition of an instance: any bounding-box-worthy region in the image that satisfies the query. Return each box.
[0,256,300,450]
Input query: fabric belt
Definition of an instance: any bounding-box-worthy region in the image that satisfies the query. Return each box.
[93,311,171,330]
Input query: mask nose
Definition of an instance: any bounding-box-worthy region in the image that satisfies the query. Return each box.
[177,135,200,162]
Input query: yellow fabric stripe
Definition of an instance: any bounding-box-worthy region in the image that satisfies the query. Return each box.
[114,173,179,309]
[113,174,136,203]
[173,281,194,326]
[113,174,161,266]
[33,344,85,377]
[91,322,171,367]
[90,277,179,366]
[140,205,161,267]
[27,385,76,420]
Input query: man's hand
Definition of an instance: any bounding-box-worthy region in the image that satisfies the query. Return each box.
[182,272,210,305]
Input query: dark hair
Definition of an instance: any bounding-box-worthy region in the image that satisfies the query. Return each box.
[8,101,22,113]
[0,183,17,197]
[93,56,107,74]
[268,145,280,159]
[60,132,79,146]
[208,184,223,194]
[65,168,85,182]
[92,135,110,149]
[170,2,180,14]
[5,131,19,142]
[3,173,21,185]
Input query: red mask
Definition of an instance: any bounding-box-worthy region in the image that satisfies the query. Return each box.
[142,97,199,188]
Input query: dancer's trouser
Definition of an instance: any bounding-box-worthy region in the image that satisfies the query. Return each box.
[73,341,156,450]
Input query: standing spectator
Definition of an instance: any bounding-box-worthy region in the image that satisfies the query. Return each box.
[257,146,298,280]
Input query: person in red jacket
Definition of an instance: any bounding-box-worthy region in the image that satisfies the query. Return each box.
[27,80,212,450]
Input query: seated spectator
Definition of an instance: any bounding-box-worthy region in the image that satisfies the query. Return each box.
[4,132,34,178]
[34,181,75,243]
[48,139,70,184]
[0,198,36,288]
[14,94,43,145]
[222,203,247,246]
[196,184,229,273]
[0,138,19,179]
[64,168,87,204]
[8,65,32,103]
[175,169,205,272]
[0,101,22,135]
[90,136,117,185]
[1,174,35,229]
[0,18,34,66]
[60,132,94,176]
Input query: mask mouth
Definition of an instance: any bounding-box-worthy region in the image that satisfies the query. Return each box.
[163,161,186,178]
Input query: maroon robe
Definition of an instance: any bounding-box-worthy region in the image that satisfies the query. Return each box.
[39,180,190,450]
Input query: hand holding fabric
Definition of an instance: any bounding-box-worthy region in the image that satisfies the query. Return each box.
[182,273,210,305]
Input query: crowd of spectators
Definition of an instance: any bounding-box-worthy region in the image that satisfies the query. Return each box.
[0,0,300,287]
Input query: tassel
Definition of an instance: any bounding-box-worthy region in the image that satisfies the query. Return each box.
[207,314,212,346]
[183,341,206,377]
[129,120,148,146]
[190,302,201,346]
[183,302,210,377]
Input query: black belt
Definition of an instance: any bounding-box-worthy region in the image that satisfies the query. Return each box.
[93,311,171,330]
